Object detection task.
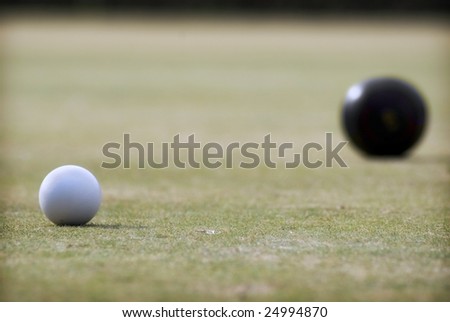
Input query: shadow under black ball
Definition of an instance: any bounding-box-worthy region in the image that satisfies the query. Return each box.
[342,77,427,156]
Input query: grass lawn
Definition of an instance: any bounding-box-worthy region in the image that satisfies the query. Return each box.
[1,16,449,301]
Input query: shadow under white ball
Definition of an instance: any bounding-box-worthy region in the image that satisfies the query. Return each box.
[39,165,102,226]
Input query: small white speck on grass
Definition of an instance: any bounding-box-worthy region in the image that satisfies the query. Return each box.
[197,229,220,235]
[55,242,66,252]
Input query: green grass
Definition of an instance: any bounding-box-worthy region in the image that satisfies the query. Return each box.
[1,16,449,301]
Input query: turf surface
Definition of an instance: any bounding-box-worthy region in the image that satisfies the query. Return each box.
[1,16,449,301]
